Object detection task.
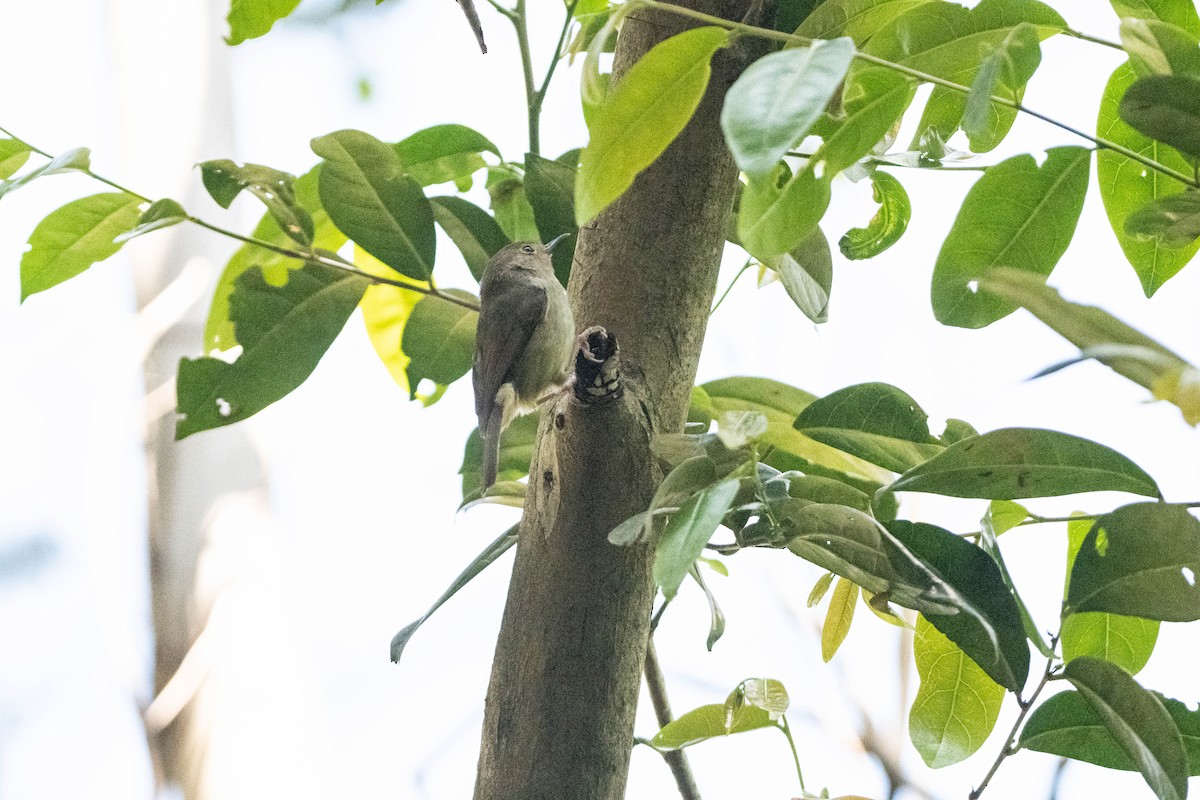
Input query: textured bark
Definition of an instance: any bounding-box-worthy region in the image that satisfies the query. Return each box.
[473,2,750,797]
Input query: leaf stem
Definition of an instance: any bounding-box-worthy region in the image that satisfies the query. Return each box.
[969,636,1060,800]
[644,637,703,800]
[1,125,482,313]
[637,0,1199,190]
[1062,27,1122,50]
[777,716,807,794]
[533,1,579,120]
[511,0,540,154]
[709,258,752,315]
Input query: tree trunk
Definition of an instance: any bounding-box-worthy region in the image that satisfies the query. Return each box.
[474,2,751,797]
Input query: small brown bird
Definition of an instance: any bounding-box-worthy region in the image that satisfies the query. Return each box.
[474,235,575,490]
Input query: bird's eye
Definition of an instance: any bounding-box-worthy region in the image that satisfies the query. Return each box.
[522,245,535,254]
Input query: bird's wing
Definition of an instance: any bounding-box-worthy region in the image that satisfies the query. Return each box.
[473,279,548,426]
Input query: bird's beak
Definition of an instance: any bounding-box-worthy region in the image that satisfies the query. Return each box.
[544,233,572,254]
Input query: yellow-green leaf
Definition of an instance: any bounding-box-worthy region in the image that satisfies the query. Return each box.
[821,577,858,661]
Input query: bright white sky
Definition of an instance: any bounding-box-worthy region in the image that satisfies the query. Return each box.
[2,0,1198,798]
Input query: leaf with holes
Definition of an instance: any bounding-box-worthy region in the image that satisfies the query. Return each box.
[20,192,143,301]
[576,26,730,224]
[931,146,1090,329]
[1063,515,1159,674]
[312,129,436,281]
[1066,503,1200,622]
[909,615,1004,767]
[176,263,368,439]
[1064,657,1189,800]
[887,428,1160,499]
[200,159,313,245]
[794,382,943,474]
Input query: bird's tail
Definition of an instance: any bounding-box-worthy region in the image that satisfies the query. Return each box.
[481,398,504,491]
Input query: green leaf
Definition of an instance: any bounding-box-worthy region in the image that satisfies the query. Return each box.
[1063,657,1189,800]
[721,38,856,180]
[649,702,776,751]
[821,576,858,662]
[1021,690,1200,776]
[460,413,539,499]
[524,153,577,286]
[702,377,893,485]
[794,382,943,474]
[693,565,726,650]
[654,479,740,600]
[390,525,517,663]
[739,165,832,259]
[852,0,1065,152]
[931,146,1090,328]
[888,427,1160,499]
[609,512,652,546]
[401,289,479,401]
[808,571,835,606]
[1120,18,1200,79]
[1126,189,1200,247]
[199,159,313,245]
[1066,502,1200,622]
[781,502,966,615]
[0,147,90,199]
[962,22,1041,148]
[430,196,510,281]
[987,499,1030,534]
[979,268,1197,425]
[1120,74,1200,158]
[312,129,436,281]
[765,226,832,323]
[1063,514,1159,675]
[1097,62,1200,296]
[0,138,30,179]
[576,26,730,225]
[726,678,789,725]
[176,263,368,439]
[820,68,915,176]
[20,192,143,301]
[796,0,935,45]
[486,165,540,241]
[226,0,300,44]
[839,170,910,260]
[909,615,1004,767]
[393,124,499,189]
[890,520,1029,691]
[1109,0,1200,37]
[115,198,188,243]
[204,167,345,352]
[716,410,768,449]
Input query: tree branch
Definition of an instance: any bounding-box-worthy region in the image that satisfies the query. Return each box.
[644,637,703,800]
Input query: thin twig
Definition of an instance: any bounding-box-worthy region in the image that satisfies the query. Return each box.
[533,0,579,116]
[637,0,1199,190]
[510,0,540,153]
[709,258,752,315]
[1063,28,1122,50]
[1,126,481,312]
[644,637,703,800]
[969,636,1060,800]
